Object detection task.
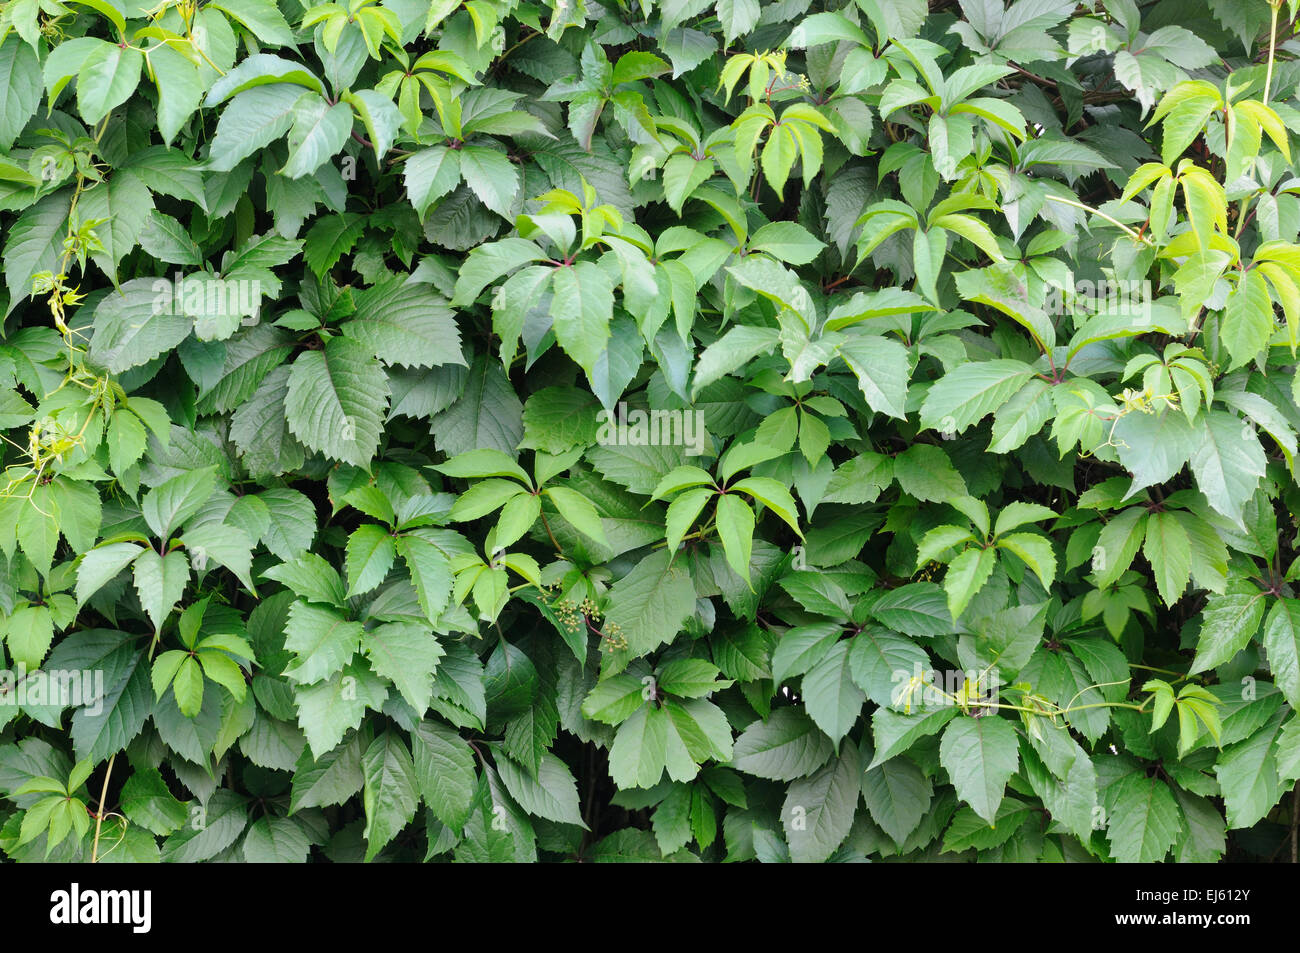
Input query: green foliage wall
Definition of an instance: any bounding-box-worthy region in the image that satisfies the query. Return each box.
[1,0,1299,863]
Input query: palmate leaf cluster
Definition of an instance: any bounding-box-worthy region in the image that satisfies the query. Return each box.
[0,0,1298,863]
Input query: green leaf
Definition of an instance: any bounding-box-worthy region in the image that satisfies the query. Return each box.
[211,0,297,46]
[172,655,205,717]
[121,765,190,836]
[283,602,364,685]
[546,486,609,547]
[1189,411,1267,526]
[295,665,389,759]
[800,641,865,745]
[1221,270,1274,369]
[77,171,154,282]
[430,643,486,731]
[939,716,1019,824]
[4,605,54,671]
[728,476,803,538]
[1171,787,1226,863]
[604,549,698,658]
[1113,408,1198,499]
[657,659,730,699]
[429,355,524,457]
[302,213,364,278]
[781,741,860,863]
[405,146,463,220]
[285,337,391,467]
[76,542,145,607]
[1263,599,1300,709]
[281,96,352,179]
[345,524,397,596]
[204,54,325,107]
[608,704,669,789]
[520,386,600,454]
[870,706,958,767]
[77,42,143,126]
[848,627,929,709]
[142,467,218,541]
[893,444,967,502]
[862,755,932,847]
[181,522,257,592]
[152,46,206,144]
[1143,510,1192,606]
[408,720,476,833]
[68,637,152,764]
[837,335,911,419]
[942,545,997,620]
[1216,710,1287,829]
[4,190,71,314]
[290,734,364,812]
[89,278,194,373]
[458,145,520,218]
[550,261,613,378]
[450,238,546,307]
[496,751,587,828]
[132,550,190,630]
[208,85,302,172]
[364,621,443,713]
[362,731,420,861]
[749,221,826,265]
[995,532,1056,590]
[160,790,249,862]
[919,359,1035,435]
[714,493,755,582]
[0,38,41,150]
[731,708,834,781]
[396,533,455,623]
[1106,773,1183,862]
[1277,716,1300,788]
[265,552,347,606]
[1188,588,1267,675]
[242,816,312,862]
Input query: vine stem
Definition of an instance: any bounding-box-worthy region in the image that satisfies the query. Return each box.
[91,627,162,861]
[1044,194,1155,246]
[538,510,565,555]
[89,753,116,863]
[1264,1,1280,104]
[968,698,1150,717]
[1292,781,1298,862]
[904,674,1150,720]
[651,523,715,549]
[1128,662,1198,683]
[490,30,538,76]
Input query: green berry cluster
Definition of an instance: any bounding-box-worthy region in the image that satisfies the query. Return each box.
[541,584,625,651]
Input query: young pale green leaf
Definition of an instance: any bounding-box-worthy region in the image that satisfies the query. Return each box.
[714,493,755,583]
[345,524,398,596]
[545,486,609,547]
[942,546,997,620]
